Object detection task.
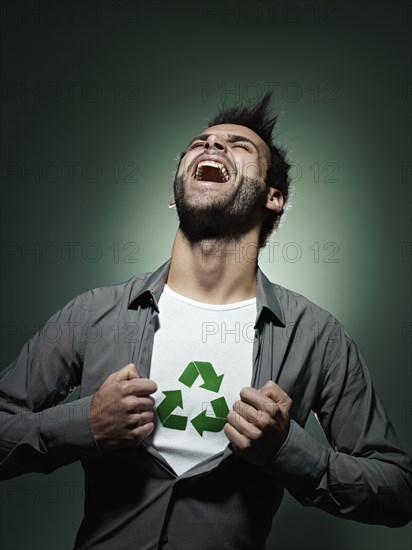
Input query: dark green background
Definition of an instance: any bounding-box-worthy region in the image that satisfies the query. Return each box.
[1,0,411,549]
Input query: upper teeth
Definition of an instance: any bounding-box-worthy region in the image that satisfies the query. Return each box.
[195,160,230,182]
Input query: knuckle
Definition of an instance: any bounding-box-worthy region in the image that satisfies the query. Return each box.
[248,426,262,441]
[124,397,138,412]
[132,422,154,439]
[227,411,238,426]
[130,426,144,439]
[255,411,270,429]
[239,402,251,417]
[139,410,154,424]
[144,410,154,421]
[238,438,252,451]
[149,380,158,393]
[145,422,155,435]
[239,387,249,399]
[120,382,132,397]
[265,401,279,417]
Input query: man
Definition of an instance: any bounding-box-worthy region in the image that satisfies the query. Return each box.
[1,94,411,549]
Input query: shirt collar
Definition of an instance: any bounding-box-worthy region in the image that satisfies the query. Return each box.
[128,260,171,311]
[255,267,286,327]
[128,259,285,327]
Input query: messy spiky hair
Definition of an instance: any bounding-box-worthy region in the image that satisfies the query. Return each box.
[207,92,291,247]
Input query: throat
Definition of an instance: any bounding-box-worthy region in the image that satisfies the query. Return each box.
[168,233,259,305]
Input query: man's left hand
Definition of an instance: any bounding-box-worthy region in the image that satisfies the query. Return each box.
[224,381,292,466]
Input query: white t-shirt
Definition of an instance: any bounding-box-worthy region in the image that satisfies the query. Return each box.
[148,284,256,476]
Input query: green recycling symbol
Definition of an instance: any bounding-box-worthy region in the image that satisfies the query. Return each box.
[156,361,229,436]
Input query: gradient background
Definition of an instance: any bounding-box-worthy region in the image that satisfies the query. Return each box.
[0,1,411,549]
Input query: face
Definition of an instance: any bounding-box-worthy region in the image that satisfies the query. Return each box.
[173,124,272,243]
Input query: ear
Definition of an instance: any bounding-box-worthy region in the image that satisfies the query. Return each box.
[264,188,284,213]
[168,197,176,208]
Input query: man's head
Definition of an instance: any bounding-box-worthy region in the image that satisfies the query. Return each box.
[173,93,291,247]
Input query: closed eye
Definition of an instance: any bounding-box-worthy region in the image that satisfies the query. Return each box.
[189,142,204,149]
[233,143,253,151]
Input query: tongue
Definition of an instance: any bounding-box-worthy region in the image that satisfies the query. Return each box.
[199,165,225,183]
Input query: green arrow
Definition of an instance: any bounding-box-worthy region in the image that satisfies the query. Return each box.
[178,361,224,393]
[191,397,229,436]
[157,390,188,430]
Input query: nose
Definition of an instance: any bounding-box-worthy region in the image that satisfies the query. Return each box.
[203,134,227,152]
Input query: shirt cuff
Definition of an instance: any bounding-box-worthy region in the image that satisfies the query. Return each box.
[41,395,102,457]
[259,420,329,491]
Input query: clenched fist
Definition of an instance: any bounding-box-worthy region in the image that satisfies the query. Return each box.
[224,380,292,466]
[90,363,158,449]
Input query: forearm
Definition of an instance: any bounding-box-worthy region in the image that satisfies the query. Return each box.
[262,420,412,527]
[0,291,101,479]
[0,396,102,480]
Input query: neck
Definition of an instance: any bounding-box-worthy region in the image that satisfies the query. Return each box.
[167,228,260,304]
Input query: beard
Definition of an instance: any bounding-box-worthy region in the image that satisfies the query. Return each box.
[173,173,267,244]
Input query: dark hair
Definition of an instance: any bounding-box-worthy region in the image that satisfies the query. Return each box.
[207,92,291,247]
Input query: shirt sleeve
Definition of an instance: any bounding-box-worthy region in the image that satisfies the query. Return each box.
[261,318,412,527]
[0,292,102,480]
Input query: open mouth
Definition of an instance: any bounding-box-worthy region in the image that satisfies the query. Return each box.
[194,160,230,183]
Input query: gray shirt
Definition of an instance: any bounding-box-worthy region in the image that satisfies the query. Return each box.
[1,260,411,549]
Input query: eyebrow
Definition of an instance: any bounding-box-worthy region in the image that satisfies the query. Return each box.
[187,133,259,152]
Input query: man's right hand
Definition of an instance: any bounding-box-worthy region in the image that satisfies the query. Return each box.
[90,363,158,449]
